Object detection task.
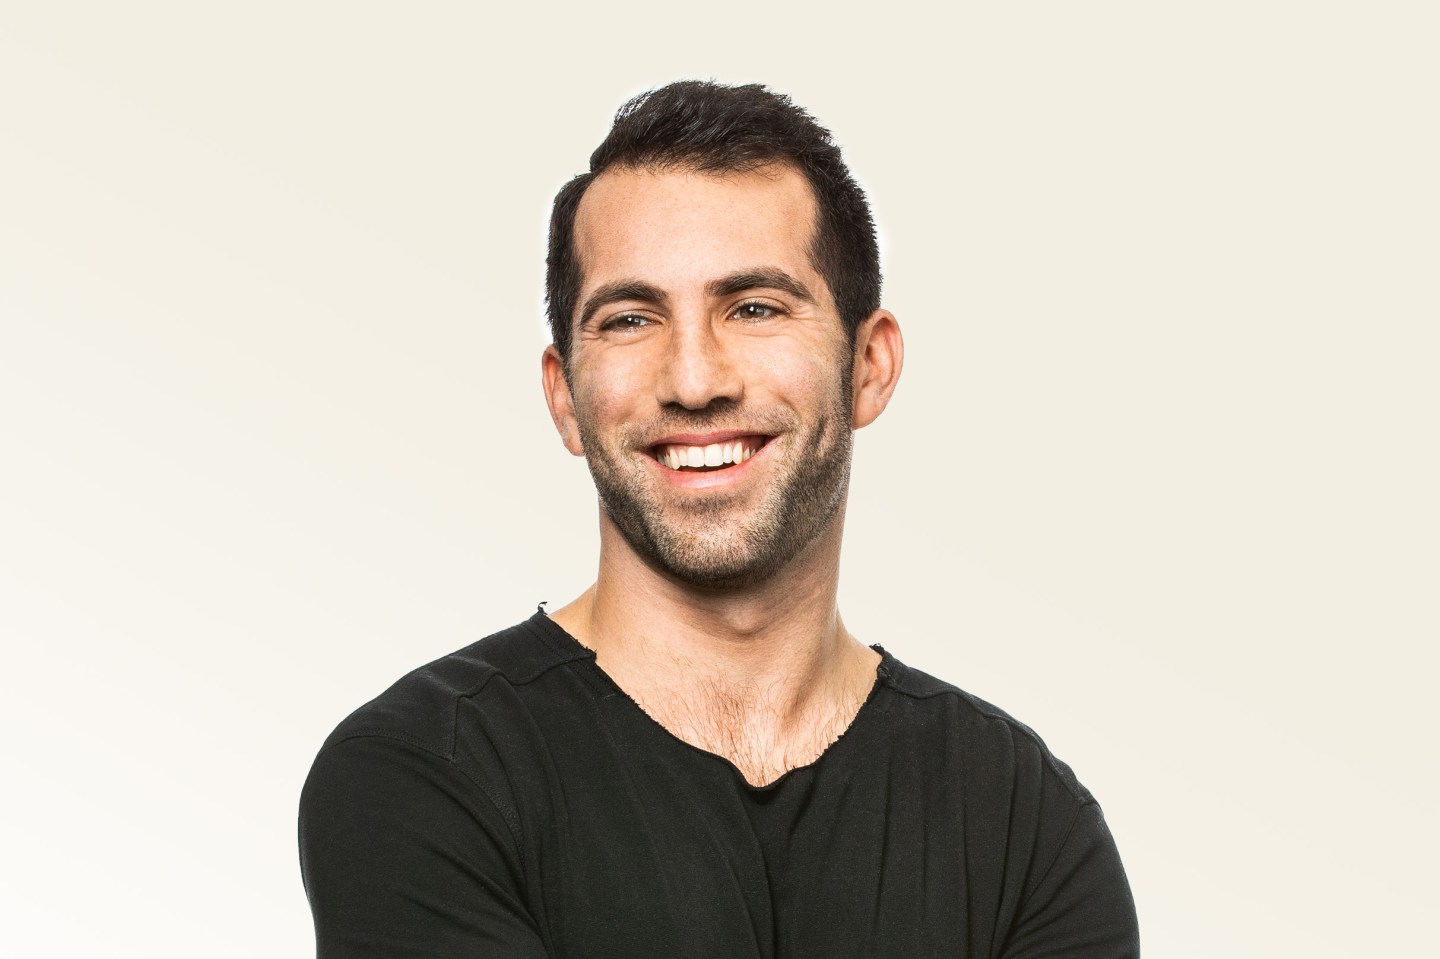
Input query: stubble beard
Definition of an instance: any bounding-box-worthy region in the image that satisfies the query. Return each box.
[576,371,855,591]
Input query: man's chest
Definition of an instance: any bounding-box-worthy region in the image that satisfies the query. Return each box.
[510,743,999,959]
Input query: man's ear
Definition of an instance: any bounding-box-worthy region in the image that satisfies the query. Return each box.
[541,345,586,457]
[851,310,904,430]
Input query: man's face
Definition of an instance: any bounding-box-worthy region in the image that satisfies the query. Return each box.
[547,164,858,589]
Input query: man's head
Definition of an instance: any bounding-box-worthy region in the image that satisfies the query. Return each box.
[540,82,902,591]
[545,81,881,364]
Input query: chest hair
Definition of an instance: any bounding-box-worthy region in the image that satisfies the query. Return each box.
[633,675,868,787]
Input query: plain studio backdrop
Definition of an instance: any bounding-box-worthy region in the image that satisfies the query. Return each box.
[2,3,1434,956]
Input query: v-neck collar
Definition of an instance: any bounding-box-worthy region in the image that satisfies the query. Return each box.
[526,609,897,792]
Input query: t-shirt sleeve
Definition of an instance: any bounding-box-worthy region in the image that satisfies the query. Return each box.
[298,734,549,959]
[1000,801,1140,958]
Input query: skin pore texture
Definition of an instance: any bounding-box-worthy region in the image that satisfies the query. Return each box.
[542,164,903,786]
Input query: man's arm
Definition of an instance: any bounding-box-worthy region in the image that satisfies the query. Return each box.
[299,735,549,959]
[1000,801,1140,958]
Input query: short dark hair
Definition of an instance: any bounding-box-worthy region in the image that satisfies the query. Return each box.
[545,80,881,362]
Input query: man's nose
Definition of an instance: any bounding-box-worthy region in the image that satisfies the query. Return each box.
[656,318,743,411]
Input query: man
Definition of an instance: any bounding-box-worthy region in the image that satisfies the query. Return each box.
[299,81,1139,957]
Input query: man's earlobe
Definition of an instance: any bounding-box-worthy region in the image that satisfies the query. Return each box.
[851,310,904,430]
[541,345,586,457]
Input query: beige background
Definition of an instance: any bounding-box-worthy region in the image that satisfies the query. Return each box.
[2,2,1435,955]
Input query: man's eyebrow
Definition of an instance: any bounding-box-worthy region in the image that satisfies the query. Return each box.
[578,280,669,329]
[706,268,816,304]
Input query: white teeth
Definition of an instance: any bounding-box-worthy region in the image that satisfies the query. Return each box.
[655,439,761,469]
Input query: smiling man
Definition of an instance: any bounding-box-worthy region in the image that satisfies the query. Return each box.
[300,81,1139,958]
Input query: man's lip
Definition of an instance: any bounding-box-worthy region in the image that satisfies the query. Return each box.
[641,433,774,489]
[645,430,772,447]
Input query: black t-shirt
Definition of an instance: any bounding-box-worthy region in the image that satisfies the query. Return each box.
[299,611,1138,957]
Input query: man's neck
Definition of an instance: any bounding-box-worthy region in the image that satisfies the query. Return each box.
[548,518,881,786]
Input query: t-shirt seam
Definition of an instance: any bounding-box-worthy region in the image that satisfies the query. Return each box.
[321,731,527,860]
[883,679,1091,804]
[515,618,600,685]
[1019,797,1094,909]
[518,616,621,699]
[407,617,586,703]
[324,627,588,861]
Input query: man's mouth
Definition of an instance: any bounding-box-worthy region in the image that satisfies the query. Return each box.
[648,435,770,472]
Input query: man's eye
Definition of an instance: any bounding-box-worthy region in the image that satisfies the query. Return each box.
[731,302,781,322]
[601,314,653,332]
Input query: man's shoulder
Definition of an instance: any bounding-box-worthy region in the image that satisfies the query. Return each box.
[880,651,1094,805]
[320,610,588,759]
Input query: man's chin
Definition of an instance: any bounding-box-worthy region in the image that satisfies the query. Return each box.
[640,547,786,593]
[607,512,784,590]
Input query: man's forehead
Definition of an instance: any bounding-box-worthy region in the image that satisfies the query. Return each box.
[571,164,824,295]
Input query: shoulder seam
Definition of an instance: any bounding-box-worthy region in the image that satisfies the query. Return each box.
[1020,798,1096,906]
[447,673,528,851]
[320,731,526,857]
[512,618,596,684]
[445,666,502,754]
[884,678,1091,804]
